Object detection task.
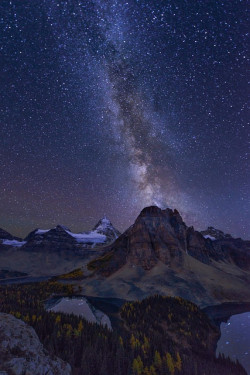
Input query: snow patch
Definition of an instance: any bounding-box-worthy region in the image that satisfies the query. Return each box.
[35,229,50,235]
[94,216,119,239]
[2,239,27,247]
[66,230,106,244]
[203,235,216,241]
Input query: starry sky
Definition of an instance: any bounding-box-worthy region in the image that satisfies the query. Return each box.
[0,0,249,238]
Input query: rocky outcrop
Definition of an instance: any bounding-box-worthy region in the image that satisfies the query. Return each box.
[89,206,250,275]
[0,313,71,375]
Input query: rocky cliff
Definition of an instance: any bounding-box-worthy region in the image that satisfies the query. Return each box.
[0,313,71,375]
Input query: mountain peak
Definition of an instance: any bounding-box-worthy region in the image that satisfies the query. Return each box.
[100,216,111,226]
[93,217,121,240]
[201,227,233,240]
[55,224,71,232]
[139,205,164,217]
[88,205,242,276]
[139,206,182,220]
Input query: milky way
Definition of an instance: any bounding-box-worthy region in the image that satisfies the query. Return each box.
[0,0,248,238]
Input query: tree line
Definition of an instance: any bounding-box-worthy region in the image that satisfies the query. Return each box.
[0,282,246,375]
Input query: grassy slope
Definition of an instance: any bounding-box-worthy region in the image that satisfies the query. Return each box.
[78,253,250,307]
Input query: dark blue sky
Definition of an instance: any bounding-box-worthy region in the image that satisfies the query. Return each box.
[0,0,249,238]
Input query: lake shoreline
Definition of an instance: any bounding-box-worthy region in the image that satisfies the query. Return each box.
[202,302,250,326]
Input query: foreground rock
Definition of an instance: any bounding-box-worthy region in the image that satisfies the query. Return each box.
[0,313,71,375]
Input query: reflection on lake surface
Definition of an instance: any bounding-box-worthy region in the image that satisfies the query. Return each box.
[216,312,250,374]
[47,297,112,330]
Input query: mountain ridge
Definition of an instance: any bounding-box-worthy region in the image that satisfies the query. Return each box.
[88,206,250,276]
[0,217,120,253]
[0,206,249,307]
[78,206,250,307]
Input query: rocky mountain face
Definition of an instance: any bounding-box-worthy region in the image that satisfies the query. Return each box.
[83,206,250,306]
[200,226,250,271]
[213,237,250,271]
[0,313,71,375]
[89,206,249,276]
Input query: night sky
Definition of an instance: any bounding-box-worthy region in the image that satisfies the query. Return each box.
[0,0,249,238]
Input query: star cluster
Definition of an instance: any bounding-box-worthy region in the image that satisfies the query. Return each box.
[0,0,248,238]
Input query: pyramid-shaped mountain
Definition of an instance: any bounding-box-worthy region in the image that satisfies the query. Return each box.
[85,206,250,306]
[89,206,250,275]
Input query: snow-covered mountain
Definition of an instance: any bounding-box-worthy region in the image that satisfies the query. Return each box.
[201,226,233,241]
[0,228,26,248]
[19,217,121,252]
[0,217,120,254]
[92,216,121,242]
[85,206,250,306]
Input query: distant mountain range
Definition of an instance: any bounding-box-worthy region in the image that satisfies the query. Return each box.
[88,206,250,274]
[0,206,249,307]
[81,206,250,307]
[0,216,120,252]
[0,217,120,277]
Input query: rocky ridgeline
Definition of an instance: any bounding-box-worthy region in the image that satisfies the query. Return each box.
[0,207,249,272]
[0,313,71,375]
[201,226,233,240]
